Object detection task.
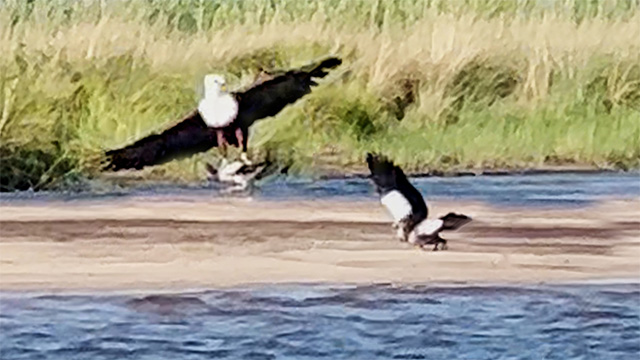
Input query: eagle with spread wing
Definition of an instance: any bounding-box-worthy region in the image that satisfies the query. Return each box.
[103,57,342,171]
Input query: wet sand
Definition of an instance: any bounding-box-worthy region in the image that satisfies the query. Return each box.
[1,197,639,291]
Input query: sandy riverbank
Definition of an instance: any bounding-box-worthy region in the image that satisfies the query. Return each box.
[0,197,639,291]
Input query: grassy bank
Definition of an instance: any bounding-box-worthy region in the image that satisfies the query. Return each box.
[1,0,639,191]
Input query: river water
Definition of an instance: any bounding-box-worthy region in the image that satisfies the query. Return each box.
[1,283,639,360]
[1,171,639,207]
[1,173,639,359]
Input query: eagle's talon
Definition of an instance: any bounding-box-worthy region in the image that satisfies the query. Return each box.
[240,152,252,166]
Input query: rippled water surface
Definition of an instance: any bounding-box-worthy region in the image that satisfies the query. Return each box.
[2,283,639,359]
[259,172,640,206]
[1,172,639,207]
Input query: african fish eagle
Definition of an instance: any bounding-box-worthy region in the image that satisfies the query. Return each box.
[103,56,342,171]
[366,152,472,251]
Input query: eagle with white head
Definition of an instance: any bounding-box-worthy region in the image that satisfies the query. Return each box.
[103,56,342,172]
[197,74,244,162]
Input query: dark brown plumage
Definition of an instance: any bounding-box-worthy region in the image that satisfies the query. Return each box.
[103,56,342,171]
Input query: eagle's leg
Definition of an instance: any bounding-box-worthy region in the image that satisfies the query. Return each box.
[398,219,414,243]
[440,239,448,251]
[216,129,228,159]
[394,224,407,242]
[234,127,252,165]
[431,237,448,251]
[240,152,252,166]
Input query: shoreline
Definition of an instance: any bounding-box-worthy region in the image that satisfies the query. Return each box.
[1,278,638,297]
[0,167,636,201]
[101,164,634,180]
[1,198,638,292]
[313,165,631,180]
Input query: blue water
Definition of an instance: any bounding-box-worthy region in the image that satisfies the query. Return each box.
[1,173,639,358]
[1,172,639,207]
[259,171,640,206]
[1,283,639,360]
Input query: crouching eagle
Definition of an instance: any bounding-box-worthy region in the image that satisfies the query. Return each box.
[366,153,472,251]
[103,56,342,171]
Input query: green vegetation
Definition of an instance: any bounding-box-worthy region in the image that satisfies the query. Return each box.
[1,0,639,191]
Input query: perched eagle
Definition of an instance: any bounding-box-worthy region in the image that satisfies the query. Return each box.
[103,56,342,171]
[366,153,472,250]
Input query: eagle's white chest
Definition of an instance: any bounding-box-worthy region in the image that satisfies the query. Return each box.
[414,219,444,236]
[198,94,239,128]
[380,190,413,222]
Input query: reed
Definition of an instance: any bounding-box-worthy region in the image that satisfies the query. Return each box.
[1,0,638,190]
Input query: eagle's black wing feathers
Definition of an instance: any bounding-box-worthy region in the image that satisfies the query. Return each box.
[104,111,212,171]
[439,212,472,231]
[233,57,342,129]
[103,57,342,171]
[366,152,428,221]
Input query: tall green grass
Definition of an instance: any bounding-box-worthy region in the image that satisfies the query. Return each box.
[0,0,639,191]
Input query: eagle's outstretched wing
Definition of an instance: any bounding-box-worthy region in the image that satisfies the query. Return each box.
[232,56,342,129]
[103,110,245,171]
[103,57,342,171]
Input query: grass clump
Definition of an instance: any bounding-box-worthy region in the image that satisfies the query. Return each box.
[442,57,520,124]
[0,143,80,192]
[0,0,639,191]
